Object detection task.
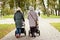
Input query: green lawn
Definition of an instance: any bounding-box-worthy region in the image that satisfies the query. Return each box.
[0,14,27,20]
[41,14,60,18]
[0,15,14,20]
[2,15,14,18]
[51,23,60,32]
[0,24,15,39]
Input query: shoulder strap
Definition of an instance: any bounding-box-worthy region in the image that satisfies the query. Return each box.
[30,13,36,22]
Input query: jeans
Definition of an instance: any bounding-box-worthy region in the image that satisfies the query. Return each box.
[15,28,21,34]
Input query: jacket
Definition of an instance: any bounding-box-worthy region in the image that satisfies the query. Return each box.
[14,11,25,28]
[28,11,38,27]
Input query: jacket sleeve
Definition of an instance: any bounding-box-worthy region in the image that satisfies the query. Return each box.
[14,13,16,21]
[22,13,25,21]
[27,11,29,19]
[35,12,38,21]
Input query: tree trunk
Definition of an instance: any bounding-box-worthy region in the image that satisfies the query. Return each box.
[58,0,60,16]
[58,10,60,16]
[55,9,57,16]
[42,0,47,15]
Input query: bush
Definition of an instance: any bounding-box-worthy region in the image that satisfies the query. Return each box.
[1,7,14,16]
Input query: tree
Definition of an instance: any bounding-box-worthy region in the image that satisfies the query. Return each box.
[32,0,36,10]
[1,0,9,15]
[47,0,57,15]
[8,0,14,9]
[38,0,47,15]
[58,0,60,16]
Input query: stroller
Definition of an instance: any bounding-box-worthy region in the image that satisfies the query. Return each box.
[15,22,26,38]
[29,25,40,36]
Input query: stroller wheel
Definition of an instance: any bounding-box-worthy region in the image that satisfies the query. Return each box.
[38,30,40,36]
[36,30,40,36]
[29,30,31,36]
[24,31,26,36]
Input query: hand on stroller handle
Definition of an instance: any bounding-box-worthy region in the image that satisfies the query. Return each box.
[22,21,25,26]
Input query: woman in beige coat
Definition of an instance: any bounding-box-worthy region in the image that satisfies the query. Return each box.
[28,6,38,37]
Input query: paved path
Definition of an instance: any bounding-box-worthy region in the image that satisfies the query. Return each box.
[0,17,60,40]
[0,18,14,24]
[44,18,60,23]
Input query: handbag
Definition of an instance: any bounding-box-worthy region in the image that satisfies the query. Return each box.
[30,13,38,26]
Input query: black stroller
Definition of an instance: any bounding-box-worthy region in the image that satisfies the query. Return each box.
[20,23,26,36]
[29,26,40,36]
[15,22,26,38]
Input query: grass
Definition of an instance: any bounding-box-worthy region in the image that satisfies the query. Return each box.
[0,24,15,39]
[0,14,27,20]
[51,23,60,32]
[0,15,14,20]
[41,14,60,18]
[2,15,14,18]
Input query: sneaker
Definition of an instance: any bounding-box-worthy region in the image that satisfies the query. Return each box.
[15,34,20,38]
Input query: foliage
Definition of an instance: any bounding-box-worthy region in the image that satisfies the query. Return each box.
[0,0,60,16]
[8,0,14,9]
[1,7,14,15]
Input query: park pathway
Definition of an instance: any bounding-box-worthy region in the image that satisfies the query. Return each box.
[0,17,60,40]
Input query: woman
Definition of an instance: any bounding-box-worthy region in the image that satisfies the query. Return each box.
[14,7,25,38]
[28,6,38,37]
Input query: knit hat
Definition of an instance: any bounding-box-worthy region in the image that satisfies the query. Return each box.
[29,6,34,11]
[16,7,22,12]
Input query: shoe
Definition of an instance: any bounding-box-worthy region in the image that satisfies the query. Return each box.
[15,34,20,38]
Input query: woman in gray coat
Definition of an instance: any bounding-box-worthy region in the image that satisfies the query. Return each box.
[14,7,25,37]
[28,6,38,37]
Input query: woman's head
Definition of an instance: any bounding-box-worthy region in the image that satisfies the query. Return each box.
[29,6,34,11]
[16,7,22,13]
